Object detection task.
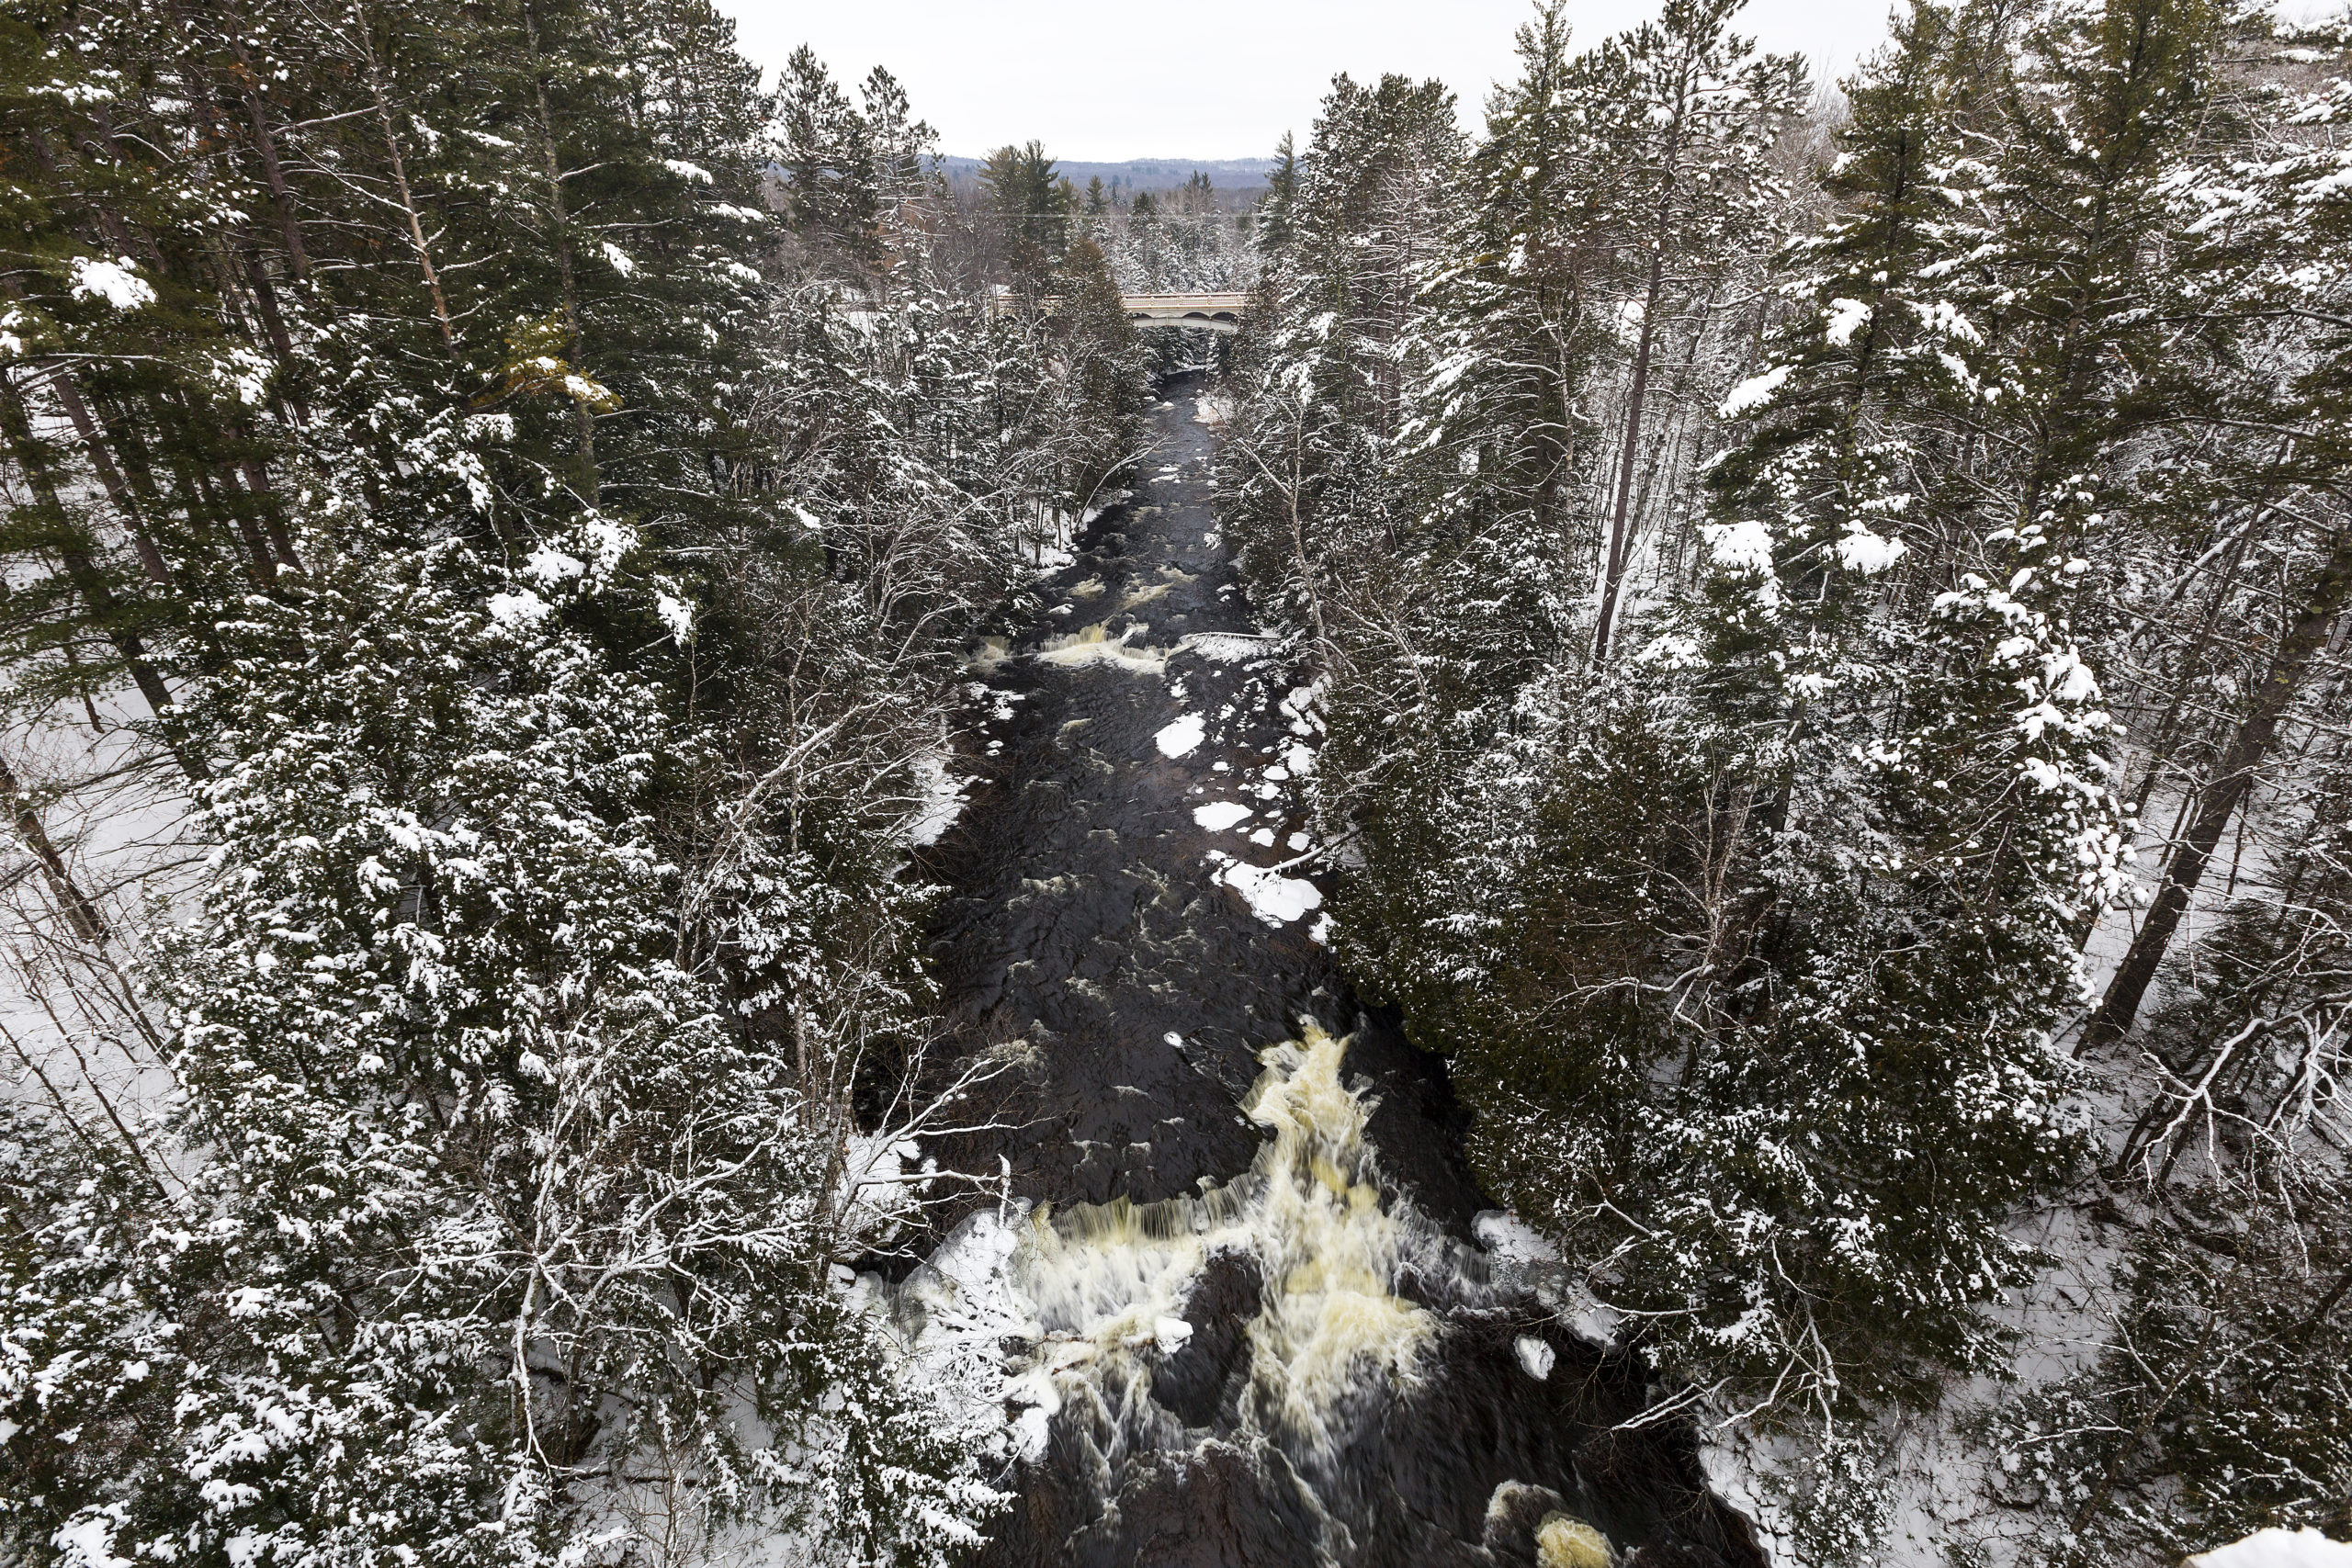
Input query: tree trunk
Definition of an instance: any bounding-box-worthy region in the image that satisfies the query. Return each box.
[0,753,107,942]
[218,0,313,283]
[356,20,457,354]
[525,0,602,502]
[1593,243,1664,667]
[236,450,305,574]
[41,367,175,587]
[1593,89,1685,668]
[2084,527,2352,1048]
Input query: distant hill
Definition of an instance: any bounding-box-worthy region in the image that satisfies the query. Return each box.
[938,155,1277,193]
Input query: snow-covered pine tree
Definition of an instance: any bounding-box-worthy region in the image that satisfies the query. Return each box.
[776,44,883,273]
[1556,0,1809,664]
[1217,72,1464,654]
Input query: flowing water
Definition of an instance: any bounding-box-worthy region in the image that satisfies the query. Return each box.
[896,379,1762,1568]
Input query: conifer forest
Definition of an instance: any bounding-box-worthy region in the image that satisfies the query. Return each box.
[2,0,2349,1563]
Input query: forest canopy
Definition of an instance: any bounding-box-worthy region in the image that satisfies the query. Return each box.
[2,0,2349,1562]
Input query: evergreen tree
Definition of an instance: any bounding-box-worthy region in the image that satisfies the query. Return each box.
[978,141,1068,295]
[776,45,883,268]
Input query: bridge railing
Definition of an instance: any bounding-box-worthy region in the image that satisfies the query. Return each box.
[984,288,1251,325]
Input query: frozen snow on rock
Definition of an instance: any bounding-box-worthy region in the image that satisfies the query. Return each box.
[1194,801,1253,831]
[1208,851,1323,926]
[2192,1531,2352,1568]
[1474,1210,1560,1267]
[904,752,967,847]
[1280,682,1326,731]
[1156,714,1205,758]
[881,1206,1044,1454]
[68,255,156,310]
[837,1134,933,1246]
[1475,1211,1623,1348]
[1513,1336,1555,1381]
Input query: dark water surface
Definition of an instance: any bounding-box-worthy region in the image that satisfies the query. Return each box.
[910,380,1763,1568]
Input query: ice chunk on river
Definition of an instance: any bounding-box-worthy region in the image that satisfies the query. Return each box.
[1209,851,1322,926]
[1193,801,1253,831]
[1156,714,1205,758]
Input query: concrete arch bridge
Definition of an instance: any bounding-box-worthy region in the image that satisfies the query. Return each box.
[1121,292,1248,333]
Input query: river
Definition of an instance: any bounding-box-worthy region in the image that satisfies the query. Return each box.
[895,378,1764,1568]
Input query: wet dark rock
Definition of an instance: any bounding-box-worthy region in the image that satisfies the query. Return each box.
[1150,1249,1261,1429]
[1066,1445,1333,1568]
[1483,1482,1574,1565]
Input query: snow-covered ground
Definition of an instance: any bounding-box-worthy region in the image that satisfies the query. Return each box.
[2193,1530,2352,1568]
[1,683,202,1133]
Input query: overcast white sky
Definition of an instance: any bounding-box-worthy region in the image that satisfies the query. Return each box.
[716,0,1908,164]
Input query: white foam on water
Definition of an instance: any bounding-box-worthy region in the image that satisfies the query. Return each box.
[879,1024,1460,1497]
[1035,622,1167,675]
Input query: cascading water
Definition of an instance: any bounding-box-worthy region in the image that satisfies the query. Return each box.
[894,379,1765,1568]
[890,1024,1454,1550]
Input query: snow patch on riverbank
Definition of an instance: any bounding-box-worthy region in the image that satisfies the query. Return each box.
[903,752,967,846]
[2194,1531,2352,1568]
